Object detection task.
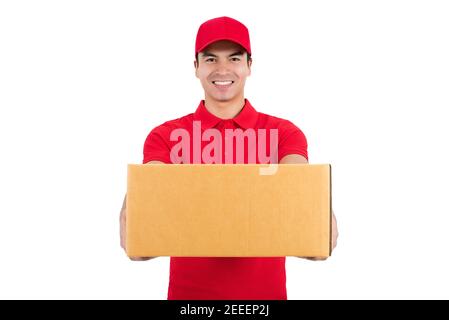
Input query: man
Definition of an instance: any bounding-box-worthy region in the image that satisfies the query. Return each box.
[120,16,338,300]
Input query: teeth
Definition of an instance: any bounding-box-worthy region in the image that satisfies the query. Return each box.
[213,81,233,86]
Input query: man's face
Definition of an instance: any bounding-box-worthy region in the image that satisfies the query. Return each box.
[195,40,252,103]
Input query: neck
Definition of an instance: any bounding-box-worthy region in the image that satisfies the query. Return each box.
[204,93,246,119]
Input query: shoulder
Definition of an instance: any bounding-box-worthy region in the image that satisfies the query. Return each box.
[258,112,307,136]
[146,113,194,139]
[258,111,308,160]
[142,113,194,163]
[258,112,308,161]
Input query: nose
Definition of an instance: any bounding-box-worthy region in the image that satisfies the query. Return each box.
[214,60,231,74]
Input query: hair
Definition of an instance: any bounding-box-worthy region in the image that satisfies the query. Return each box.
[195,52,252,66]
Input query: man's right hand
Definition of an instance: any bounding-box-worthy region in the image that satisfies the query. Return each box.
[120,160,165,261]
[120,196,152,261]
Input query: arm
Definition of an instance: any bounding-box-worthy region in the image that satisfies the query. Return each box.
[279,154,339,261]
[120,160,165,261]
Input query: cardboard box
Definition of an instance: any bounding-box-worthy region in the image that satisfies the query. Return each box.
[126,164,332,257]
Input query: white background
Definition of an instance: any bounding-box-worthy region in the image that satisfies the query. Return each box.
[1,0,448,299]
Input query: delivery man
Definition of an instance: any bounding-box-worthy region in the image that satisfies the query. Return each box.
[120,16,338,300]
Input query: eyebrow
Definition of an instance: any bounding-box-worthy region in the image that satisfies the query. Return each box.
[201,51,244,58]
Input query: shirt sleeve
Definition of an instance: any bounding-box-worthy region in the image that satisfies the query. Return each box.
[277,120,308,162]
[142,124,172,164]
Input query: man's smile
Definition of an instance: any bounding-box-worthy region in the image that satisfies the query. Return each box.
[212,80,234,89]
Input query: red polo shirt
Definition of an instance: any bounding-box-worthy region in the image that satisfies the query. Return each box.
[142,99,308,300]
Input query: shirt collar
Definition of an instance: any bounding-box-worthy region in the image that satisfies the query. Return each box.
[193,99,259,130]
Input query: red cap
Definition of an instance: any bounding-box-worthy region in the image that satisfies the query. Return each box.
[195,16,251,56]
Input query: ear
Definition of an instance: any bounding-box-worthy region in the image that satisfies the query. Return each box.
[194,60,199,78]
[247,58,252,76]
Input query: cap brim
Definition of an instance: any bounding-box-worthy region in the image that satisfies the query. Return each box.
[196,38,251,55]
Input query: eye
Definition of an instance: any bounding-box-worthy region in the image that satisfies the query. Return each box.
[205,57,216,63]
[230,57,241,62]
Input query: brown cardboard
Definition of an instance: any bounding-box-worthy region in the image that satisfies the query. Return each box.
[126,164,332,257]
